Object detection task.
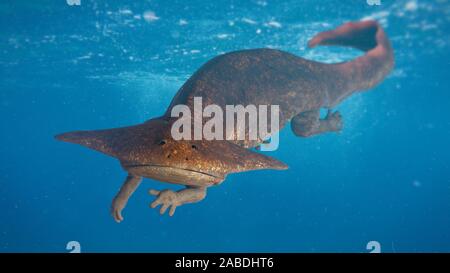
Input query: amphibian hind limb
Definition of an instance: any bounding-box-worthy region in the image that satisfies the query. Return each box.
[291,109,343,137]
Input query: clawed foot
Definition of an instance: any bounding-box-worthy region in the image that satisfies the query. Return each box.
[324,110,343,132]
[149,189,179,216]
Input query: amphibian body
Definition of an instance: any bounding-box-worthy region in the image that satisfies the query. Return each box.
[56,20,394,222]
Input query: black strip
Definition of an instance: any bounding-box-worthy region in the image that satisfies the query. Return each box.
[0,253,448,272]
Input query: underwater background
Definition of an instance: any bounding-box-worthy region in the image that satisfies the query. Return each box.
[1,0,449,252]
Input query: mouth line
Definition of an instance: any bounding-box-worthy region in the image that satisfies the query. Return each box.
[124,164,223,179]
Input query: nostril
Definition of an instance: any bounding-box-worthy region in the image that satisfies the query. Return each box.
[159,140,167,146]
[191,144,198,150]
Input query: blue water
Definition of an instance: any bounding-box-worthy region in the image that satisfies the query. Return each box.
[1,0,449,253]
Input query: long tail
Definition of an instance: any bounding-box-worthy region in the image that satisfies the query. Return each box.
[308,20,394,104]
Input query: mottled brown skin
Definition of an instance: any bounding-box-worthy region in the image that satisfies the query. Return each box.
[56,20,394,222]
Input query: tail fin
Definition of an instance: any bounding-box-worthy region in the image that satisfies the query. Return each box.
[308,20,394,94]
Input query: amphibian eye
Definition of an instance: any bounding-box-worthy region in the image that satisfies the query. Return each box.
[191,144,198,150]
[158,140,167,146]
